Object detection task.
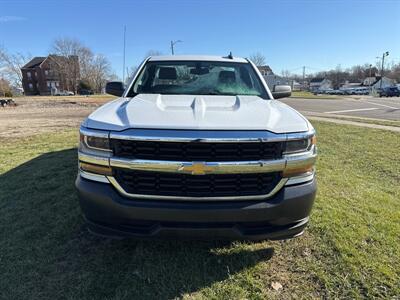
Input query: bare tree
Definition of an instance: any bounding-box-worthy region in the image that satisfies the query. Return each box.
[0,77,11,96]
[0,46,31,87]
[51,37,93,92]
[387,62,400,82]
[50,37,116,94]
[249,52,266,66]
[144,50,163,57]
[86,54,112,93]
[125,65,138,84]
[281,69,291,78]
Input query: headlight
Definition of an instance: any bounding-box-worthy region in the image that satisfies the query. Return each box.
[79,129,111,152]
[80,134,110,151]
[284,135,316,154]
[78,127,112,179]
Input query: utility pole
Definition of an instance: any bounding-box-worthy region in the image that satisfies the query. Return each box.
[369,64,373,93]
[122,25,126,83]
[170,40,182,55]
[380,51,389,89]
[302,66,306,90]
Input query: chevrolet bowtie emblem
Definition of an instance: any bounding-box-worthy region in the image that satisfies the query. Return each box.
[179,162,216,175]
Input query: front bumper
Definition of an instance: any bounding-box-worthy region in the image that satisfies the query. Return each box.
[75,175,317,241]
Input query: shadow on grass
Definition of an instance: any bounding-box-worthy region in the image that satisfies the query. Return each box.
[0,149,274,299]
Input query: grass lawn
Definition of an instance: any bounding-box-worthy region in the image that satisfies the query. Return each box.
[0,122,399,299]
[291,91,339,99]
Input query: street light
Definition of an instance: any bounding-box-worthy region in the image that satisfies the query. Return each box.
[380,51,389,89]
[170,40,183,55]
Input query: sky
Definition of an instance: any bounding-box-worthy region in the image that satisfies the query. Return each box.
[0,0,399,79]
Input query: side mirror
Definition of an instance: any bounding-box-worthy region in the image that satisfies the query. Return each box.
[106,81,125,97]
[271,85,291,99]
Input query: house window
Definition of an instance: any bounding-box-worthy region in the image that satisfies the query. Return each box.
[45,70,49,76]
[27,71,31,78]
[28,83,33,90]
[47,81,51,88]
[35,72,38,77]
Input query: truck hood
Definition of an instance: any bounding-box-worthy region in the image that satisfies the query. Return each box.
[84,94,310,133]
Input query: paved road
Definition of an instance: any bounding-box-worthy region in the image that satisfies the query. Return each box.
[281,96,400,121]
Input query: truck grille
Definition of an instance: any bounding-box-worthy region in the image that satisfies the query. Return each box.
[110,140,283,161]
[113,169,281,198]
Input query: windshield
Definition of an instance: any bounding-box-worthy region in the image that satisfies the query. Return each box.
[128,61,268,98]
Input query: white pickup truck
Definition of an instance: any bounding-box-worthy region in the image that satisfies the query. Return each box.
[76,55,317,240]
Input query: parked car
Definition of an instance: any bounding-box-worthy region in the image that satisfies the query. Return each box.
[313,88,332,95]
[54,91,74,96]
[76,55,317,241]
[326,89,345,95]
[343,88,357,95]
[333,90,345,95]
[354,88,369,95]
[377,87,400,97]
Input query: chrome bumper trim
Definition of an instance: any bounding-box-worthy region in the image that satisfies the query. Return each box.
[79,170,110,183]
[285,147,317,170]
[106,176,289,201]
[285,171,315,186]
[78,151,109,166]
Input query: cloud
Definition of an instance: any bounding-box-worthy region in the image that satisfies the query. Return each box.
[0,16,27,23]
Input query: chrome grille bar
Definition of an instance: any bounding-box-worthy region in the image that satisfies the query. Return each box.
[78,145,317,175]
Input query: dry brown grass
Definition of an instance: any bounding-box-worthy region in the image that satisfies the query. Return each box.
[0,95,113,138]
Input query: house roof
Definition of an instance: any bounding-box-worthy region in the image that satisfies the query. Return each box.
[22,57,46,69]
[361,76,382,86]
[372,76,397,85]
[257,65,273,72]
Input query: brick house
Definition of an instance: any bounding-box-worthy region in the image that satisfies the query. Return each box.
[21,55,80,95]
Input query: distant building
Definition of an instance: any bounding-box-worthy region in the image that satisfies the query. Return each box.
[257,65,273,76]
[21,55,80,95]
[292,80,302,91]
[371,76,396,89]
[361,76,397,88]
[341,81,363,90]
[263,74,291,90]
[363,77,377,86]
[309,78,332,91]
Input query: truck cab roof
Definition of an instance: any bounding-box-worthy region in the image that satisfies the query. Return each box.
[148,55,248,63]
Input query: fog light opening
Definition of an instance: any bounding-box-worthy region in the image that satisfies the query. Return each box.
[80,162,112,176]
[282,166,314,178]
